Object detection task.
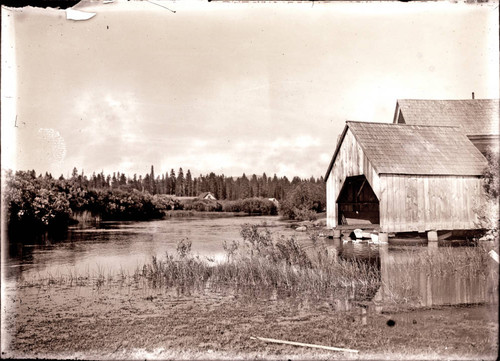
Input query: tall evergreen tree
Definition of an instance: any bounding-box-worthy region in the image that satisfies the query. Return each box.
[261,172,268,197]
[186,170,193,197]
[160,174,165,194]
[250,174,258,198]
[119,173,127,186]
[193,178,199,197]
[150,165,156,194]
[239,173,250,199]
[169,169,176,195]
[112,172,118,189]
[176,168,185,196]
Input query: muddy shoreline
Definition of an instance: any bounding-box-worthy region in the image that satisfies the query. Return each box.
[2,283,498,360]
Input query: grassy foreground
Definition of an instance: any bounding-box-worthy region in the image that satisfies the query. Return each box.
[3,226,498,359]
[2,283,498,360]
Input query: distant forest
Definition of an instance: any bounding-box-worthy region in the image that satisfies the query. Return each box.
[4,166,326,235]
[57,166,324,201]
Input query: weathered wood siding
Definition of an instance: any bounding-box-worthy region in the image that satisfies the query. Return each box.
[326,129,380,228]
[379,175,483,232]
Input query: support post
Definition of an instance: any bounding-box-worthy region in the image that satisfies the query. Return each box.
[427,230,438,242]
[378,232,389,243]
[333,229,341,238]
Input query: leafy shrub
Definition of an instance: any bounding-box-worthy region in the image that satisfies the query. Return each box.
[239,224,311,267]
[3,171,173,235]
[181,198,223,212]
[85,189,165,221]
[222,198,278,215]
[482,147,499,199]
[475,147,499,244]
[3,170,72,231]
[280,183,325,220]
[152,194,182,211]
[176,238,192,258]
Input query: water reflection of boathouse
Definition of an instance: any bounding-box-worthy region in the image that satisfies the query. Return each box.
[330,240,498,309]
[375,244,498,307]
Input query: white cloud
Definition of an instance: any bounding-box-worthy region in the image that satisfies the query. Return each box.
[74,92,142,145]
[320,153,331,163]
[294,135,318,148]
[9,2,498,180]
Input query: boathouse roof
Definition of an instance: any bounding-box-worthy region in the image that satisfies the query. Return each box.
[394,99,499,136]
[325,121,488,180]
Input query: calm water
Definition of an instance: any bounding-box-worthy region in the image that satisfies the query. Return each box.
[3,215,497,307]
[3,216,312,281]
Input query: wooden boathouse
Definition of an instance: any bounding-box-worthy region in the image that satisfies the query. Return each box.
[324,121,488,238]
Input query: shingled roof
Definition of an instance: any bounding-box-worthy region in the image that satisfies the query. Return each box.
[325,121,487,179]
[394,99,499,135]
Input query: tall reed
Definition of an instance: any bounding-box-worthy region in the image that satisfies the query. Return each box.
[136,224,380,301]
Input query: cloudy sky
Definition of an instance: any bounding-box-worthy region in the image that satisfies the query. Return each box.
[2,1,498,179]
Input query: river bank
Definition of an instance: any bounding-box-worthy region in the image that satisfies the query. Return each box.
[3,219,498,360]
[2,282,497,360]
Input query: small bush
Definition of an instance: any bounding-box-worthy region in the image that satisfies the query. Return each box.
[482,147,499,199]
[280,183,325,220]
[181,198,223,212]
[176,238,192,258]
[222,198,278,215]
[475,147,499,245]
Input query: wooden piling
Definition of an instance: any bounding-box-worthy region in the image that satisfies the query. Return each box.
[427,230,438,242]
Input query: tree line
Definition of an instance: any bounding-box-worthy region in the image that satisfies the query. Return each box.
[3,167,326,236]
[64,166,324,201]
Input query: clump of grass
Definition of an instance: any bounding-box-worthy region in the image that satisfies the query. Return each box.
[17,264,122,289]
[136,224,380,301]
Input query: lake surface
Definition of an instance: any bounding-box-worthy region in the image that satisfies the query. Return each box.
[3,215,497,307]
[3,216,312,282]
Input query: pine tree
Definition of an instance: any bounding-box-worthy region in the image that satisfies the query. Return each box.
[112,172,118,189]
[261,172,268,197]
[186,170,193,197]
[144,174,151,194]
[150,165,156,194]
[138,175,144,192]
[193,178,199,197]
[250,174,258,198]
[169,169,176,195]
[160,174,165,194]
[226,178,235,200]
[176,168,185,196]
[239,173,250,199]
[208,173,217,197]
[218,175,226,199]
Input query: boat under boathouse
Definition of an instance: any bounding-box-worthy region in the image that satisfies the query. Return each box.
[324,121,488,239]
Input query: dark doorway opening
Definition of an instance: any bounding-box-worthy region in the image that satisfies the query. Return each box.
[337,175,380,225]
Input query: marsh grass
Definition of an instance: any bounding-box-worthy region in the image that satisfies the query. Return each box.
[17,264,124,289]
[136,224,380,301]
[16,226,496,307]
